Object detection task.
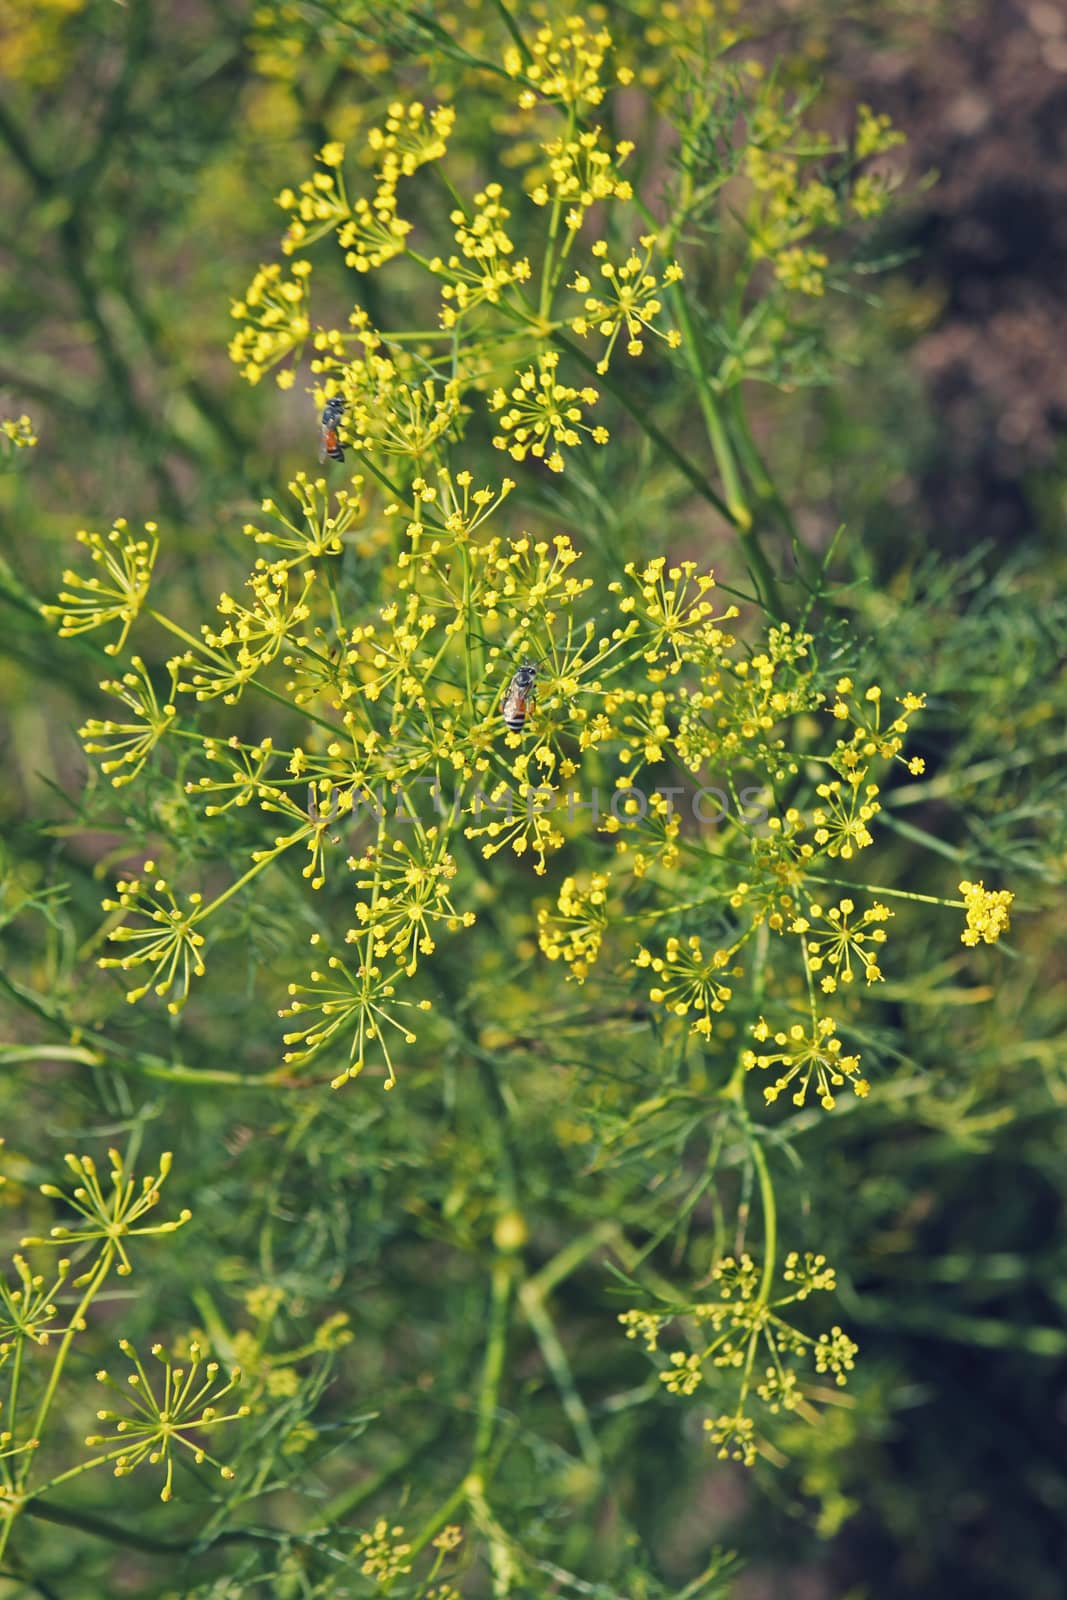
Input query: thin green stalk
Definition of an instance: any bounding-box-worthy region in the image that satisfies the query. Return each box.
[668,284,752,534]
[519,1282,601,1469]
[473,1256,515,1471]
[0,1253,114,1565]
[193,837,295,922]
[406,1477,468,1561]
[540,107,575,322]
[18,1496,187,1556]
[489,0,528,64]
[24,1251,113,1472]
[803,873,963,910]
[1,1338,26,1494]
[749,1137,777,1305]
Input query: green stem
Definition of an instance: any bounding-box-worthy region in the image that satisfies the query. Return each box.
[749,1137,777,1305]
[668,285,752,534]
[24,1251,113,1476]
[406,1477,468,1561]
[488,0,528,63]
[0,1253,114,1563]
[17,1495,187,1556]
[803,874,963,909]
[518,1282,601,1468]
[473,1256,514,1471]
[539,107,574,322]
[193,838,294,922]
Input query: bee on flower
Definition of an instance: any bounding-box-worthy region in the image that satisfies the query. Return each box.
[318,396,346,463]
[501,661,538,733]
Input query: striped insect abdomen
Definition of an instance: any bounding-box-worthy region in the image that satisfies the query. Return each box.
[501,664,537,732]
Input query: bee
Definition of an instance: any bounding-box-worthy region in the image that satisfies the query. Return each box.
[501,661,538,733]
[318,397,346,463]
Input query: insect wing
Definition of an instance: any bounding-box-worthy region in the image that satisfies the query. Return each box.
[319,426,344,464]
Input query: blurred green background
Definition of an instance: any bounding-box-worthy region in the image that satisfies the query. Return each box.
[2,2,1066,1596]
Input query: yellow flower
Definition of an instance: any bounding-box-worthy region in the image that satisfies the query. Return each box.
[959,880,1014,947]
[635,934,733,1039]
[508,16,614,111]
[743,1015,869,1110]
[79,656,178,786]
[1,413,37,449]
[41,520,158,657]
[490,351,608,473]
[537,872,610,981]
[570,233,683,372]
[85,1340,248,1502]
[228,260,312,384]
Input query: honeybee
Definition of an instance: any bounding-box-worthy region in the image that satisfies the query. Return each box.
[318,397,345,463]
[501,662,538,733]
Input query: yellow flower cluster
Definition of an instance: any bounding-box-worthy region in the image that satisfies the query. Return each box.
[22,1150,191,1278]
[635,935,735,1040]
[571,236,684,373]
[612,557,738,676]
[856,103,907,161]
[959,879,1014,947]
[348,829,475,975]
[276,145,352,255]
[433,183,532,327]
[368,100,455,180]
[353,360,461,460]
[744,1015,870,1109]
[79,656,178,787]
[790,898,892,991]
[86,1340,248,1503]
[176,564,316,704]
[99,865,208,1014]
[531,128,634,224]
[1,413,37,448]
[490,350,608,473]
[40,520,158,657]
[739,86,906,297]
[355,1519,413,1584]
[537,872,611,981]
[505,15,616,110]
[620,1247,855,1467]
[250,472,365,564]
[228,259,312,384]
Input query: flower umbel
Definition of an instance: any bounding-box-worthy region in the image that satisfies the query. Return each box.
[635,935,734,1039]
[79,656,178,787]
[570,235,683,373]
[959,879,1014,947]
[538,872,611,982]
[790,899,892,990]
[743,1015,869,1109]
[98,865,208,1013]
[229,259,312,385]
[1,414,37,450]
[41,520,158,656]
[490,351,608,474]
[279,932,434,1088]
[353,1518,414,1584]
[620,1250,855,1466]
[0,1255,70,1349]
[85,1340,248,1501]
[20,1151,191,1279]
